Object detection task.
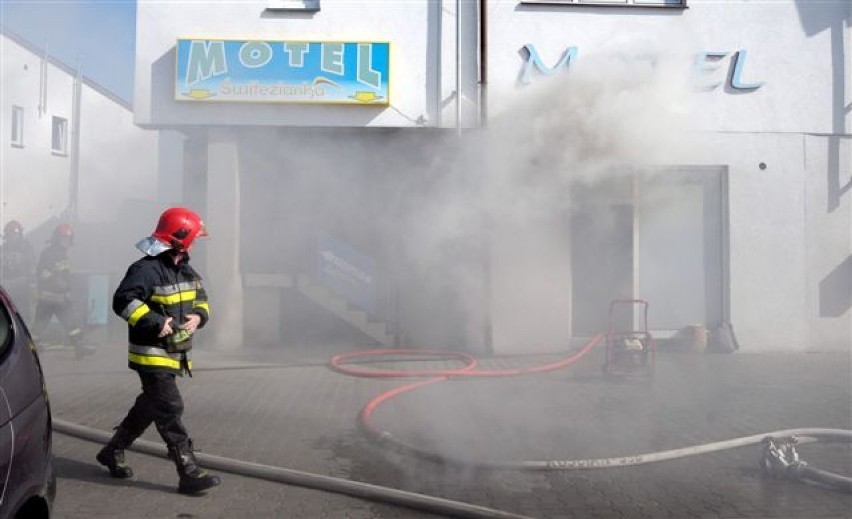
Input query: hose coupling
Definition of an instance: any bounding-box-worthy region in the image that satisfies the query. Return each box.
[761,436,807,478]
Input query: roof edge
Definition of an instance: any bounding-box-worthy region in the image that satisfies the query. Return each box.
[0,24,133,111]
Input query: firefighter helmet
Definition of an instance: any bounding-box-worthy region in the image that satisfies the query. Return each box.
[3,220,23,238]
[53,223,74,244]
[151,207,208,252]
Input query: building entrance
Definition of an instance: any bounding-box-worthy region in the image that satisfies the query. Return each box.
[571,167,728,336]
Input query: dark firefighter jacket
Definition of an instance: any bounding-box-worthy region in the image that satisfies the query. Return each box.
[113,253,210,375]
[37,243,72,304]
[1,237,35,283]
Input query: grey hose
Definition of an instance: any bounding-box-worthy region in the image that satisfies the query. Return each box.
[373,426,852,493]
[53,417,852,519]
[515,428,852,470]
[52,418,531,519]
[373,427,852,470]
[799,465,852,492]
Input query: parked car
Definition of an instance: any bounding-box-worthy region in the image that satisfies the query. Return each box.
[0,286,55,518]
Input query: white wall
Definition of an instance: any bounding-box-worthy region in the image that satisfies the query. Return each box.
[487,0,848,134]
[76,83,159,223]
[0,34,74,230]
[667,132,852,352]
[131,0,850,351]
[486,0,852,351]
[1,32,161,232]
[686,133,811,351]
[132,0,487,350]
[803,135,852,350]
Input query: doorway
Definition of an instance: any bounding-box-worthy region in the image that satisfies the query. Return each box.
[571,167,728,335]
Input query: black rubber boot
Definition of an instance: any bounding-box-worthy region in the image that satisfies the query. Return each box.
[168,440,221,494]
[96,427,135,478]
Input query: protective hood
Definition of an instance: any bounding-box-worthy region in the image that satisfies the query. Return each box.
[135,236,172,257]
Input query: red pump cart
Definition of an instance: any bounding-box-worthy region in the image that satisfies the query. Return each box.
[603,299,655,379]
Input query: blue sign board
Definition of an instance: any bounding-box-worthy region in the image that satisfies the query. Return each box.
[317,233,376,314]
[175,39,390,105]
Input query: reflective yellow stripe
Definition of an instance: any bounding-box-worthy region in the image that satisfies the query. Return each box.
[127,304,151,326]
[150,290,197,305]
[128,353,180,369]
[193,301,210,315]
[128,353,192,370]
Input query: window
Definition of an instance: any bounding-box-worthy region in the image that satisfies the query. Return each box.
[521,0,686,7]
[266,0,320,11]
[10,106,23,148]
[51,116,67,156]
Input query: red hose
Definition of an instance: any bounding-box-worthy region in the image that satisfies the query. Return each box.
[331,334,605,440]
[330,349,479,378]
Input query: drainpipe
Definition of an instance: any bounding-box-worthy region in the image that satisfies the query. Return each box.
[68,61,82,219]
[434,0,443,127]
[479,0,493,354]
[456,0,463,135]
[478,0,488,126]
[38,45,48,118]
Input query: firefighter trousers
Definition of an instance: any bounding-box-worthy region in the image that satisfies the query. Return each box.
[34,299,82,345]
[118,372,190,447]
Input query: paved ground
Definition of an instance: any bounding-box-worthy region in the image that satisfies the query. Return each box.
[39,340,852,519]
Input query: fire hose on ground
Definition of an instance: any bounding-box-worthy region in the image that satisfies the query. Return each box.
[51,418,531,519]
[52,333,852,519]
[329,334,852,491]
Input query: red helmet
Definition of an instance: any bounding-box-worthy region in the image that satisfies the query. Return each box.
[53,223,74,243]
[151,207,208,252]
[3,220,23,237]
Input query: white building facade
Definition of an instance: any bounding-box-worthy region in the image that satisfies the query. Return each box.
[1,28,168,334]
[1,29,162,233]
[134,0,851,353]
[485,0,851,352]
[134,0,483,351]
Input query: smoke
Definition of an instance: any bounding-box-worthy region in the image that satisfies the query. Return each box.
[2,2,701,355]
[230,38,701,355]
[380,42,699,352]
[363,44,708,489]
[485,45,696,199]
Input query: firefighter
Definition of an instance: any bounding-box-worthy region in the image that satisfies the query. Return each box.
[0,220,36,321]
[34,223,86,356]
[97,207,220,495]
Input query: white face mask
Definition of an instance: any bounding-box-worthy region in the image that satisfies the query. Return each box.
[135,236,172,257]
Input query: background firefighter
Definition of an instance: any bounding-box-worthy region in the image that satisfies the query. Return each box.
[34,223,87,357]
[97,207,221,495]
[0,220,36,322]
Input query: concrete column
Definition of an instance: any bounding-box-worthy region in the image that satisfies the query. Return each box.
[489,216,573,355]
[204,127,243,350]
[157,130,185,204]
